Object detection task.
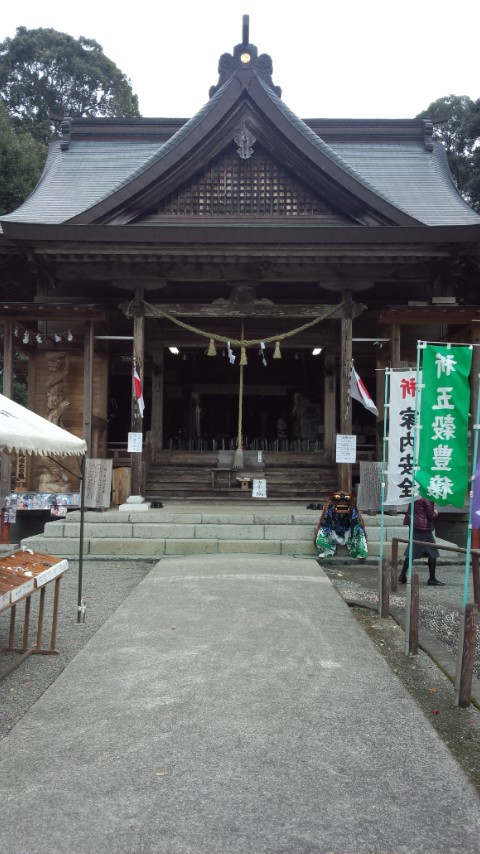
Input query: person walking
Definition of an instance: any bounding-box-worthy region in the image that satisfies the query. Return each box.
[398,497,444,586]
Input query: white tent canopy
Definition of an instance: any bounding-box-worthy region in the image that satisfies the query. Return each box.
[0,394,87,457]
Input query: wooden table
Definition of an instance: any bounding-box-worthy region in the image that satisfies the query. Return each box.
[0,550,68,680]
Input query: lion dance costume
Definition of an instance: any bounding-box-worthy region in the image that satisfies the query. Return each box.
[314,491,368,559]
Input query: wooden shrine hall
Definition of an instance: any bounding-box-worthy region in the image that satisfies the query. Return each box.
[1,16,480,502]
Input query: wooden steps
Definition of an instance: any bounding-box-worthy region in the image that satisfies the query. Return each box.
[145,451,337,502]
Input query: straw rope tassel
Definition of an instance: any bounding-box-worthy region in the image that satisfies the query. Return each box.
[233,321,245,469]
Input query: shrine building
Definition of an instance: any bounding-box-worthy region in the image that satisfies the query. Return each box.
[1,17,480,502]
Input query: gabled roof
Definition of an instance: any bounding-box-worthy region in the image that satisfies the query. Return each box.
[2,30,480,230]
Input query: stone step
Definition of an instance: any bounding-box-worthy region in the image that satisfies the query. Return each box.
[19,507,406,559]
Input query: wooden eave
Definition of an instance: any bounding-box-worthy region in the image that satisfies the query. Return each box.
[378,306,480,325]
[4,221,480,249]
[63,71,420,228]
[0,302,106,322]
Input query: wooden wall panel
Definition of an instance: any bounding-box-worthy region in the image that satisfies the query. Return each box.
[27,350,109,491]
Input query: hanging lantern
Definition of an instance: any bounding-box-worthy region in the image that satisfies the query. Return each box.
[273,341,282,359]
[240,346,248,366]
[206,337,217,357]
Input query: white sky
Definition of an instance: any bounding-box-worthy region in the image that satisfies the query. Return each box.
[1,0,479,120]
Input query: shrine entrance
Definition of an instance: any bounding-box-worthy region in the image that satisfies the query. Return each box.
[106,344,328,454]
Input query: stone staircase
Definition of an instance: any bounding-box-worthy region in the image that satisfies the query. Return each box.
[19,504,406,560]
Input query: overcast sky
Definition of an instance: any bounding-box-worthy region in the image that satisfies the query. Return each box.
[1,0,479,121]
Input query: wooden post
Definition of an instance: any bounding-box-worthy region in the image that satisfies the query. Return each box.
[131,289,145,497]
[471,548,480,608]
[456,603,478,707]
[391,537,399,591]
[83,320,94,457]
[409,573,420,656]
[390,323,401,369]
[381,558,390,618]
[340,291,353,492]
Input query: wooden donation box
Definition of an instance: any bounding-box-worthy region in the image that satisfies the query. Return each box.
[0,549,68,677]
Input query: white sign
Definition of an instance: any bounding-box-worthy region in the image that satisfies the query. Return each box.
[252,478,267,498]
[335,434,357,463]
[128,432,143,452]
[85,459,113,509]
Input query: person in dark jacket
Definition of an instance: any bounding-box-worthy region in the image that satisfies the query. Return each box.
[399,497,444,586]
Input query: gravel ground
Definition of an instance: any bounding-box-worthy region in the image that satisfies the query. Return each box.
[0,559,154,739]
[321,560,480,794]
[323,562,480,679]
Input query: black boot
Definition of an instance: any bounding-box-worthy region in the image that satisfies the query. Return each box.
[427,557,445,586]
[398,559,408,584]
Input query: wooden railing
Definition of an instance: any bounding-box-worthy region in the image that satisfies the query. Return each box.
[380,537,479,708]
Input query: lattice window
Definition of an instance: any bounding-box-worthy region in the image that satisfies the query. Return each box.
[156,147,334,216]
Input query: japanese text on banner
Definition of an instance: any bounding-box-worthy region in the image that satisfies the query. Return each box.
[416,345,472,508]
[385,371,418,505]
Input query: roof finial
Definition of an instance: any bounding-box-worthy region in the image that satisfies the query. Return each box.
[242,15,249,45]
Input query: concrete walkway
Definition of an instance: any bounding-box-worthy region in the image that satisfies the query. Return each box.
[1,554,479,854]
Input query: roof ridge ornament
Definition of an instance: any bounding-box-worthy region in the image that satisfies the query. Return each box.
[209,15,282,99]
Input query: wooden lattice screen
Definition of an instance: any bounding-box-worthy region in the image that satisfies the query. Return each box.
[153,146,343,218]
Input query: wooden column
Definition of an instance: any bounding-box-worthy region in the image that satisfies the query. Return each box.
[339,291,353,491]
[131,289,145,496]
[151,348,164,461]
[1,320,14,498]
[83,320,94,457]
[390,322,401,369]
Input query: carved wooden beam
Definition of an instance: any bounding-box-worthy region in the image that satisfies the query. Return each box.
[121,302,367,319]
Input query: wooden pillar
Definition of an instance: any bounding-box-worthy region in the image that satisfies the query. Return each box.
[339,291,353,491]
[131,289,145,496]
[1,320,14,498]
[323,353,336,455]
[151,348,164,460]
[83,320,94,457]
[390,322,401,369]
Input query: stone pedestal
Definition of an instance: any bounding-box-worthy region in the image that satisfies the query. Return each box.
[119,494,151,512]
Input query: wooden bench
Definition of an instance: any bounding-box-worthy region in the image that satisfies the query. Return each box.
[211,450,265,489]
[211,450,235,488]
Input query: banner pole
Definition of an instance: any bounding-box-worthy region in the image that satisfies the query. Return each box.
[454,367,480,704]
[404,340,424,655]
[462,363,480,610]
[378,367,390,615]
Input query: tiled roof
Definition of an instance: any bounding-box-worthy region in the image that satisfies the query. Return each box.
[3,140,162,224]
[331,141,480,225]
[2,70,480,228]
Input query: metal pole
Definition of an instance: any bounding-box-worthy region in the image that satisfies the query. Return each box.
[404,340,424,655]
[76,455,86,624]
[378,367,389,614]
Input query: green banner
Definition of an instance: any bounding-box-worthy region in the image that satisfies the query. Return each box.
[416,344,472,507]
